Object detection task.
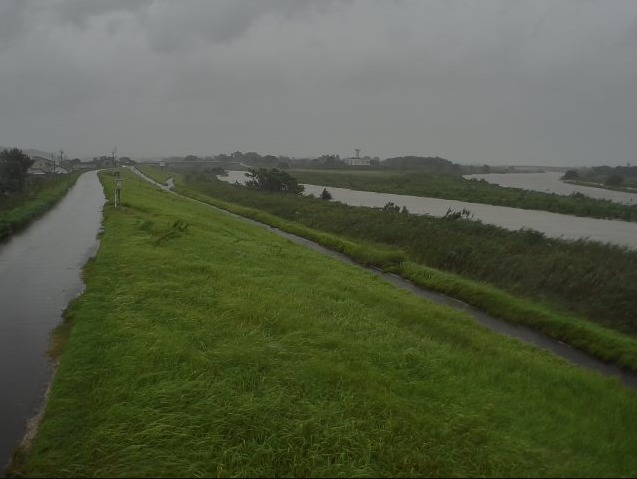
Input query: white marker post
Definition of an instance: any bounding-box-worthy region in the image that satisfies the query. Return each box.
[114,173,122,208]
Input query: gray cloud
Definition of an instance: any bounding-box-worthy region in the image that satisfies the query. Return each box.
[0,1,30,44]
[50,0,153,28]
[138,0,345,53]
[0,0,152,44]
[0,0,636,165]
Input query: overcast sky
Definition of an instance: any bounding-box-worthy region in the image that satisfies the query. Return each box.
[1,0,636,165]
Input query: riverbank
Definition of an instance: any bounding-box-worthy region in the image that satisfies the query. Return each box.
[289,169,637,222]
[0,172,83,242]
[14,169,637,477]
[564,179,637,195]
[158,169,637,368]
[136,165,174,184]
[130,168,637,388]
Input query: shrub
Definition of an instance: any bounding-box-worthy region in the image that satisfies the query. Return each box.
[245,168,304,194]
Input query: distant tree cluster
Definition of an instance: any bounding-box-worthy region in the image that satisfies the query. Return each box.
[567,165,637,187]
[229,151,289,168]
[561,169,580,181]
[383,156,460,172]
[605,174,624,186]
[312,154,344,168]
[61,158,83,170]
[245,168,304,194]
[590,165,637,179]
[177,151,292,169]
[0,148,33,196]
[92,156,117,168]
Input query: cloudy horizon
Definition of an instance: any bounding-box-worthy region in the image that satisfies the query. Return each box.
[1,0,636,166]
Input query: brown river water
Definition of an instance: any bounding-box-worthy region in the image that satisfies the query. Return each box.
[220,171,637,249]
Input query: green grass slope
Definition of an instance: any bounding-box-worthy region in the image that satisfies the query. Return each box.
[164,170,637,370]
[18,170,637,477]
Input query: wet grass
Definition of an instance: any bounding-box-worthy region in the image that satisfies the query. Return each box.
[565,179,637,194]
[136,165,174,184]
[139,169,637,370]
[0,173,82,242]
[290,169,637,221]
[180,172,637,334]
[16,169,637,477]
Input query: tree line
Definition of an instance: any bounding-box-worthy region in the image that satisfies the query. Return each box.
[562,165,637,187]
[0,148,33,197]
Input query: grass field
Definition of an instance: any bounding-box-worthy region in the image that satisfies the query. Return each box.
[0,172,82,241]
[565,178,637,194]
[15,169,637,477]
[288,169,637,222]
[156,169,637,369]
[136,165,174,184]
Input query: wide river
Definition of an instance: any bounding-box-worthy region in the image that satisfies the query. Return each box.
[220,171,637,249]
[465,171,637,204]
[0,171,104,472]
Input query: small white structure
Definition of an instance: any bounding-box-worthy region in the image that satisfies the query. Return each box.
[343,149,371,166]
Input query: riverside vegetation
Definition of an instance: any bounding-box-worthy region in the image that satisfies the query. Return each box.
[288,169,637,222]
[136,165,174,184]
[15,169,637,477]
[562,165,637,193]
[131,167,637,370]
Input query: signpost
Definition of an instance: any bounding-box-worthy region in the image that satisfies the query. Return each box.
[114,172,122,208]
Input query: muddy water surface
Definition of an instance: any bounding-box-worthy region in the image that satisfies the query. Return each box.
[220,171,637,249]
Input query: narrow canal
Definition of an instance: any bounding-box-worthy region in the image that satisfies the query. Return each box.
[0,171,104,472]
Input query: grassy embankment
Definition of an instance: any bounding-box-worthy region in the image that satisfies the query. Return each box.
[289,169,637,222]
[14,169,637,477]
[564,179,637,194]
[0,172,83,241]
[136,165,174,185]
[131,167,637,370]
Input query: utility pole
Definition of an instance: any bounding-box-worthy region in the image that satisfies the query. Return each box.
[112,147,117,167]
[59,149,64,174]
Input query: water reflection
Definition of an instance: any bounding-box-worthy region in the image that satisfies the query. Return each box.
[0,171,104,470]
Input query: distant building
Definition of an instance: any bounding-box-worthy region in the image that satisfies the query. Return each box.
[343,148,371,166]
[118,156,136,166]
[28,156,69,175]
[93,156,116,168]
[61,158,92,171]
[344,157,371,166]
